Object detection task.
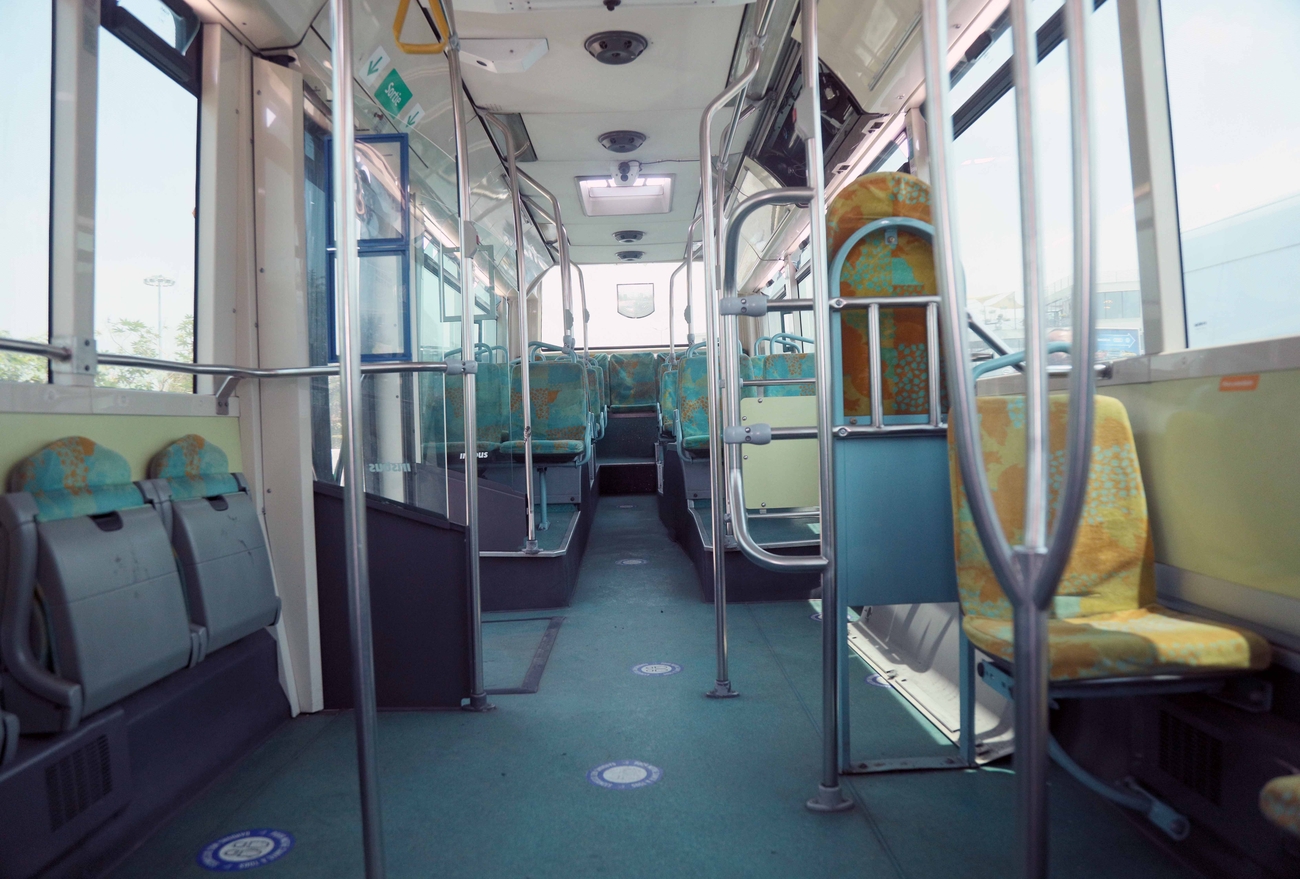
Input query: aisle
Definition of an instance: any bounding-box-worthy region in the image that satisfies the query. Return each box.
[111,494,1196,879]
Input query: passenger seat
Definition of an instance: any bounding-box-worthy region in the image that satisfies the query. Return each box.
[140,435,281,655]
[0,437,199,733]
[1261,775,1300,841]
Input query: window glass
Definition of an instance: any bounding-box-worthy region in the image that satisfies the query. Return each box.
[540,263,688,349]
[952,1,1142,361]
[1162,0,1300,348]
[0,3,52,383]
[95,30,198,391]
[117,0,197,52]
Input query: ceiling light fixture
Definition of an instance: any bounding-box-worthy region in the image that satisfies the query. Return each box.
[577,175,674,217]
[613,230,644,244]
[616,251,645,262]
[599,130,646,153]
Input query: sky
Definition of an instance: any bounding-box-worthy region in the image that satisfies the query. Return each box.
[0,2,196,362]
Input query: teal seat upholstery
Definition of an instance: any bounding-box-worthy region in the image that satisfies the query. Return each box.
[674,355,712,457]
[761,352,816,397]
[9,436,144,521]
[607,352,659,410]
[421,363,510,459]
[658,361,677,435]
[502,361,591,463]
[147,434,240,500]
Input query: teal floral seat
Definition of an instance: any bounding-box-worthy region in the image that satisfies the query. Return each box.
[9,436,145,521]
[658,363,678,435]
[421,364,510,458]
[149,435,241,500]
[1262,775,1300,839]
[761,352,816,397]
[502,360,590,462]
[674,356,712,456]
[607,352,659,410]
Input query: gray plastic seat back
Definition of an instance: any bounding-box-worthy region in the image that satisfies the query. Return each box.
[36,505,194,716]
[166,488,279,654]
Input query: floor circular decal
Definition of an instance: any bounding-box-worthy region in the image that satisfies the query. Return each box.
[809,611,823,622]
[865,673,892,688]
[633,662,682,676]
[588,760,662,790]
[198,829,294,871]
[616,558,647,566]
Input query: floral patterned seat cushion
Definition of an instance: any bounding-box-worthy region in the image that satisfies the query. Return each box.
[148,434,241,501]
[827,172,945,421]
[675,355,711,454]
[607,352,659,410]
[1261,775,1300,839]
[950,394,1271,681]
[9,436,145,522]
[507,361,589,462]
[659,366,678,433]
[762,353,816,397]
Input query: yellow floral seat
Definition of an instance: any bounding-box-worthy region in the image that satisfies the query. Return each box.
[949,393,1271,682]
[1260,775,1300,839]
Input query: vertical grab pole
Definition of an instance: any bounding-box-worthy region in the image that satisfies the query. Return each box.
[328,0,387,874]
[922,0,1099,874]
[483,112,538,553]
[575,264,589,361]
[800,0,853,815]
[445,6,493,713]
[685,214,703,346]
[699,46,761,701]
[668,261,684,361]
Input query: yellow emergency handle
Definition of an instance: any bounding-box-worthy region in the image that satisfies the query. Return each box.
[393,0,452,55]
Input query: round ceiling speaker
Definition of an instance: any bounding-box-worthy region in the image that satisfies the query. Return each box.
[612,230,644,244]
[584,31,649,65]
[616,250,645,262]
[598,130,646,153]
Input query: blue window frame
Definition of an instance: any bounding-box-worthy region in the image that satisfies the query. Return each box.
[325,133,412,362]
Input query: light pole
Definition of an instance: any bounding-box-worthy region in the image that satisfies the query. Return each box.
[144,274,175,389]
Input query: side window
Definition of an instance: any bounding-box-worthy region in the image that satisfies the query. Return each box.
[94,0,201,391]
[951,0,1143,362]
[1162,0,1300,348]
[0,3,52,383]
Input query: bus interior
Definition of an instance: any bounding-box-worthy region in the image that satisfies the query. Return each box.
[0,0,1298,876]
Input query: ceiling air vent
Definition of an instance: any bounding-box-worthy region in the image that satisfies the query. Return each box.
[585,31,648,65]
[616,251,645,262]
[599,130,646,153]
[613,230,644,244]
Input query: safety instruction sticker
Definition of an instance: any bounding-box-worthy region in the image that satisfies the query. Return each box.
[361,45,390,86]
[1219,374,1259,392]
[402,103,426,128]
[198,829,294,871]
[374,68,413,118]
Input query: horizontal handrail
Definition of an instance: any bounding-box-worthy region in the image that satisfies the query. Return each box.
[743,377,814,387]
[830,295,940,309]
[972,342,1070,379]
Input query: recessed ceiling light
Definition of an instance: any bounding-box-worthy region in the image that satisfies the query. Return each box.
[577,175,674,217]
[584,31,648,65]
[616,251,645,261]
[613,230,644,243]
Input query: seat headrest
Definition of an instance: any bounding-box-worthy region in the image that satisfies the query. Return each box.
[9,436,144,522]
[148,434,240,501]
[827,172,934,299]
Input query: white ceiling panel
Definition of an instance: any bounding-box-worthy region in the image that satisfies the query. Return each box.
[457,6,744,114]
[523,110,703,162]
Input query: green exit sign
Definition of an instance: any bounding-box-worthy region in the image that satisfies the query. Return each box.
[375,68,412,117]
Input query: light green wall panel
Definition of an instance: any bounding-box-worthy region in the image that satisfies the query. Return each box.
[0,413,243,484]
[740,396,819,510]
[1108,369,1300,602]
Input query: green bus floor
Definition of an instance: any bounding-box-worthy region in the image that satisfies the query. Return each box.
[110,495,1197,879]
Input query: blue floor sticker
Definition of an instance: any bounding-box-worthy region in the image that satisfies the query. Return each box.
[588,760,662,790]
[633,662,682,676]
[198,829,294,871]
[618,503,636,509]
[865,673,891,688]
[809,612,822,622]
[616,558,647,566]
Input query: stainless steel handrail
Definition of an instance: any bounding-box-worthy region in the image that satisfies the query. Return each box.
[719,188,827,576]
[517,170,575,352]
[668,261,685,361]
[683,214,703,345]
[575,263,589,361]
[446,9,492,716]
[922,0,1098,875]
[698,41,763,702]
[329,0,385,874]
[483,112,539,553]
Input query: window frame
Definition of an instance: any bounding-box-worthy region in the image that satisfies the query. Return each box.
[99,0,201,97]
